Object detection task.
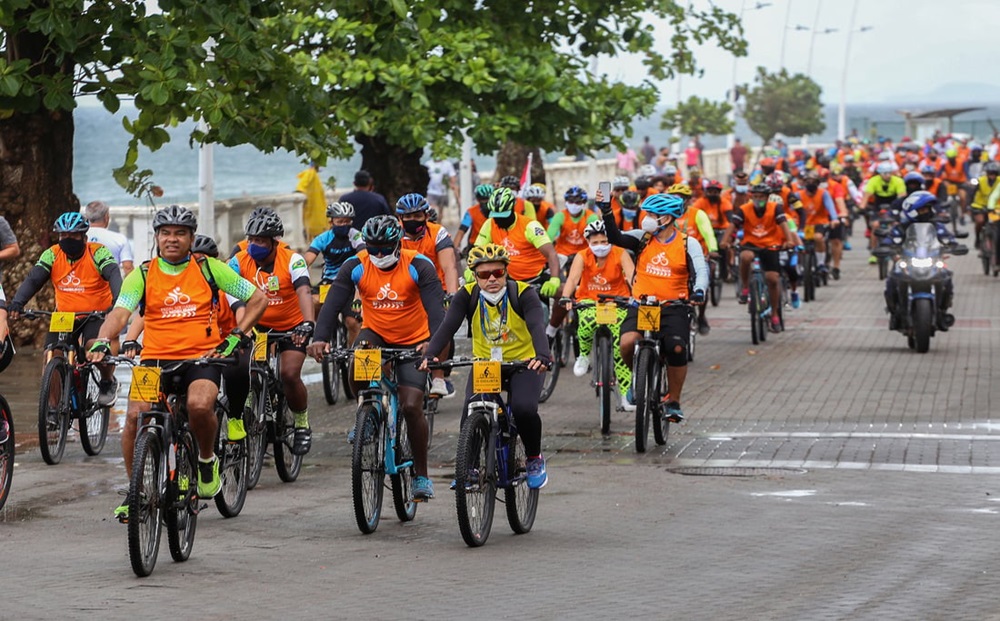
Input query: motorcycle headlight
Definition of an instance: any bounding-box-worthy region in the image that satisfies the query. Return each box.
[910,257,933,268]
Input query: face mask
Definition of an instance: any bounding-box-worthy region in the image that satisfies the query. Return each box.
[58,238,86,258]
[707,194,721,204]
[589,242,611,258]
[762,167,774,175]
[735,184,748,193]
[622,208,637,220]
[332,225,352,237]
[566,202,585,216]
[370,252,399,269]
[402,220,426,235]
[480,287,507,305]
[641,215,662,234]
[493,212,515,229]
[248,242,271,262]
[804,183,819,192]
[753,198,767,210]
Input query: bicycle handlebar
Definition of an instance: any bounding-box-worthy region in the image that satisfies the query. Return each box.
[326,347,423,363]
[23,309,107,320]
[424,357,535,372]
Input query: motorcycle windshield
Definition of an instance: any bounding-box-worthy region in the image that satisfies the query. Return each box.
[902,223,941,259]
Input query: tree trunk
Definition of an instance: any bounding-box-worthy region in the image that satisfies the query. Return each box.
[355,133,428,210]
[494,142,546,187]
[0,110,78,346]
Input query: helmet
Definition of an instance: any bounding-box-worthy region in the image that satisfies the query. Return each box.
[903,172,924,185]
[984,161,1000,175]
[583,219,607,239]
[687,166,702,177]
[0,335,13,374]
[427,207,439,223]
[662,165,678,176]
[666,183,692,197]
[920,164,938,175]
[361,215,403,246]
[467,243,510,270]
[901,191,937,224]
[245,212,284,238]
[766,171,786,191]
[192,234,220,258]
[878,151,893,161]
[153,205,198,232]
[249,206,277,220]
[612,176,631,190]
[474,183,495,199]
[749,183,770,195]
[641,193,685,218]
[499,175,520,190]
[620,190,641,209]
[487,187,518,215]
[705,180,724,192]
[637,164,657,177]
[876,162,895,175]
[326,201,355,219]
[522,185,545,200]
[945,148,958,159]
[733,170,750,182]
[844,153,855,162]
[634,176,651,191]
[970,143,983,153]
[53,212,89,233]
[395,193,429,215]
[760,157,775,168]
[564,186,588,203]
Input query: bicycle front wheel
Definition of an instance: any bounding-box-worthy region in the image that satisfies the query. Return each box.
[128,431,164,577]
[749,285,760,345]
[351,404,385,533]
[165,429,198,563]
[538,330,562,403]
[504,429,538,535]
[390,414,417,522]
[215,401,249,518]
[321,354,340,405]
[596,333,612,436]
[653,364,668,446]
[272,396,302,483]
[79,366,110,456]
[803,251,815,302]
[245,379,267,490]
[633,348,654,453]
[0,396,14,512]
[455,409,495,547]
[38,357,70,465]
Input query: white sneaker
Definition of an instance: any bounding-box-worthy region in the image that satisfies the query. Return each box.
[619,392,636,412]
[573,356,591,377]
[429,377,448,396]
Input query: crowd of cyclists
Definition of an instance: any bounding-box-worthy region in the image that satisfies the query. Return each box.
[0,128,996,558]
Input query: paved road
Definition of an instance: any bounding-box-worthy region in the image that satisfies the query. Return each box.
[3,241,1000,620]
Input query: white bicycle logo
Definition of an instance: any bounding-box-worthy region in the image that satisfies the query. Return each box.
[591,274,608,286]
[164,287,192,306]
[376,283,398,301]
[59,273,82,287]
[649,252,670,267]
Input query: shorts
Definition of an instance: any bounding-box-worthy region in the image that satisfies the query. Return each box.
[427,193,448,209]
[354,328,426,390]
[620,305,690,346]
[741,246,781,273]
[827,223,844,241]
[45,314,102,349]
[259,325,307,354]
[141,358,222,396]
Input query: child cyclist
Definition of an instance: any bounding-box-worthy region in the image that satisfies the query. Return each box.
[558,220,636,411]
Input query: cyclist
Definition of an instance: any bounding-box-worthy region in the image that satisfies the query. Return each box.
[309,216,444,500]
[723,170,752,211]
[559,220,635,410]
[498,175,534,220]
[453,183,494,253]
[862,162,906,262]
[229,211,316,456]
[228,207,290,259]
[922,165,946,202]
[607,176,633,229]
[797,171,840,277]
[618,190,641,231]
[599,192,708,423]
[547,186,599,269]
[304,201,365,344]
[523,184,556,229]
[8,212,122,406]
[87,206,267,518]
[971,161,1000,248]
[668,183,718,336]
[719,184,799,333]
[418,244,552,489]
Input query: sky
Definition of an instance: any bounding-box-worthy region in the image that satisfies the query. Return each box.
[598,0,1000,106]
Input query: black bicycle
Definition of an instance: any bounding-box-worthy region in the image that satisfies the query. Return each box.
[213,390,248,518]
[320,319,355,405]
[245,331,302,488]
[0,393,13,512]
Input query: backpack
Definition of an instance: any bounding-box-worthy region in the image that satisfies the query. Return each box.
[137,253,220,317]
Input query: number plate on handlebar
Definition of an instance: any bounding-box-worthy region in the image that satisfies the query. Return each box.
[472,360,501,393]
[596,303,617,325]
[129,366,161,403]
[947,183,958,196]
[49,312,75,334]
[252,331,269,362]
[353,349,382,382]
[319,284,330,303]
[803,225,815,238]
[989,212,1000,223]
[636,305,660,332]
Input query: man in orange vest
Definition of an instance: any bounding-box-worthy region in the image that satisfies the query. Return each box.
[454,183,494,254]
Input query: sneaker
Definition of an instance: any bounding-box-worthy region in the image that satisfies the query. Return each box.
[619,392,636,412]
[347,425,356,444]
[113,501,129,523]
[449,478,457,491]
[227,418,246,442]
[442,379,456,399]
[868,255,878,265]
[832,267,840,280]
[429,377,448,396]
[97,379,119,407]
[817,264,828,274]
[412,476,435,501]
[573,356,590,377]
[526,456,548,489]
[769,317,782,333]
[738,289,749,304]
[662,400,685,423]
[197,458,222,498]
[697,317,710,336]
[791,292,801,309]
[625,387,635,406]
[844,240,852,251]
[291,427,312,455]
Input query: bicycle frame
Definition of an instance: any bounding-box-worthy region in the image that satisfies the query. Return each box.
[466,394,522,490]
[357,374,412,478]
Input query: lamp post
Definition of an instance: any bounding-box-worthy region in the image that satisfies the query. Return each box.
[198,39,216,239]
[838,0,873,140]
[726,1,772,150]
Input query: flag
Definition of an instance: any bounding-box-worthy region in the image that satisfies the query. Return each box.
[519,152,533,195]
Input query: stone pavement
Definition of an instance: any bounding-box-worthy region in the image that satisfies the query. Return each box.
[3,237,1000,619]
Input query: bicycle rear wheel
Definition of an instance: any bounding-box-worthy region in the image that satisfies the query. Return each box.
[749,285,760,345]
[351,404,385,534]
[538,329,562,403]
[272,395,302,483]
[504,429,538,534]
[245,379,267,490]
[596,333,612,436]
[79,366,110,456]
[455,409,495,547]
[165,429,198,563]
[687,314,697,363]
[37,357,70,465]
[128,431,163,577]
[214,400,249,518]
[633,348,654,453]
[390,414,417,522]
[652,363,668,446]
[423,394,438,450]
[710,260,722,307]
[803,251,815,302]
[0,396,13,512]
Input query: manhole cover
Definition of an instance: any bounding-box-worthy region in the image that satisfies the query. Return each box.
[669,467,807,477]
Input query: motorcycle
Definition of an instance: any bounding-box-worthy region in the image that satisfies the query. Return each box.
[874,223,968,353]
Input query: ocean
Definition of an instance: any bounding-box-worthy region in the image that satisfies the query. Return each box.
[73,102,1000,207]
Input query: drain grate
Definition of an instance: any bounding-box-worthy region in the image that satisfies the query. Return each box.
[669,466,807,477]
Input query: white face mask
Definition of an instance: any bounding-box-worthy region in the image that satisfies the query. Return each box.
[370,253,399,269]
[566,202,585,216]
[735,184,748,192]
[589,242,611,258]
[640,215,661,234]
[480,288,507,305]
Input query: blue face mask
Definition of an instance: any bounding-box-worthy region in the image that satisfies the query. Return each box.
[248,242,271,262]
[332,225,351,237]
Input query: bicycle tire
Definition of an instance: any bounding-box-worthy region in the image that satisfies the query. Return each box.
[214,400,249,518]
[803,251,815,302]
[749,284,760,345]
[652,364,668,446]
[423,395,437,450]
[710,261,722,307]
[37,357,70,465]
[596,333,612,436]
[165,429,198,563]
[351,403,385,534]
[878,255,888,281]
[559,326,573,368]
[390,414,417,523]
[0,396,14,512]
[455,408,495,547]
[538,330,562,403]
[633,347,654,453]
[321,355,339,405]
[245,379,267,490]
[79,366,110,456]
[982,232,992,275]
[687,315,696,363]
[128,431,163,577]
[504,429,538,534]
[272,396,302,483]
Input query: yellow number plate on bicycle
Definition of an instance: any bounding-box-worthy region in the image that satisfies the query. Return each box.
[49,311,75,333]
[129,366,161,403]
[353,349,382,382]
[804,225,815,238]
[595,303,617,325]
[637,305,660,332]
[472,360,501,393]
[318,284,330,303]
[989,212,1000,223]
[947,183,958,195]
[252,330,268,362]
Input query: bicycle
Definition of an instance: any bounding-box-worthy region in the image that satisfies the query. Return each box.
[427,358,543,547]
[572,296,622,436]
[800,225,826,302]
[24,310,110,464]
[422,374,439,449]
[538,291,575,403]
[979,210,1000,277]
[0,393,13,512]
[332,347,423,534]
[245,331,302,489]
[320,316,356,405]
[708,255,723,307]
[739,246,777,345]
[116,355,234,577]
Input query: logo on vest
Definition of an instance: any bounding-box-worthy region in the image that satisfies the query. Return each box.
[161,286,197,318]
[565,229,585,246]
[372,282,403,309]
[588,273,611,291]
[751,224,769,238]
[644,252,673,277]
[501,237,520,256]
[58,271,83,292]
[254,271,283,305]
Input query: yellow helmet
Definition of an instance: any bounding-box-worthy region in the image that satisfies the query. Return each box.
[467,243,510,270]
[666,183,692,197]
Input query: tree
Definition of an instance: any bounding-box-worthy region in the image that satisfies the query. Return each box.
[660,95,734,137]
[739,67,825,147]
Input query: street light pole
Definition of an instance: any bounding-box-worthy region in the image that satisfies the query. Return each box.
[780,0,793,69]
[806,0,823,78]
[838,0,867,140]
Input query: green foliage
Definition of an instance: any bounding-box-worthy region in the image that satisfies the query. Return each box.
[660,95,734,137]
[739,67,825,144]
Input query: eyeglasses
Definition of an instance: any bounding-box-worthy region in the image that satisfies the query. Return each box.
[367,245,396,256]
[475,268,506,280]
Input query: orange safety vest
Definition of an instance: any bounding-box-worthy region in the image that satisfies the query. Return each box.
[49,242,113,313]
[463,204,490,244]
[235,244,304,331]
[632,232,690,301]
[575,246,631,302]
[675,214,706,255]
[142,258,222,359]
[799,188,832,226]
[401,221,449,290]
[942,159,968,184]
[554,212,590,257]
[690,196,731,229]
[487,215,548,281]
[356,249,430,345]
[739,201,785,249]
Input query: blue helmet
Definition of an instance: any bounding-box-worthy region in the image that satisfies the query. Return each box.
[53,212,89,233]
[900,191,936,224]
[903,172,924,185]
[395,193,429,215]
[564,186,588,203]
[641,193,686,218]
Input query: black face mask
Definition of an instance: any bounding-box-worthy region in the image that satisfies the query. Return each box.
[762,167,775,175]
[478,202,491,217]
[402,219,426,235]
[58,237,86,259]
[804,183,819,192]
[707,194,721,204]
[494,213,516,229]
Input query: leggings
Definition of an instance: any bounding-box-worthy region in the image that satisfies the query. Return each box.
[463,370,544,456]
[576,305,631,396]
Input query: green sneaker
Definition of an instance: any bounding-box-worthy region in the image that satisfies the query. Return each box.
[227,418,247,442]
[868,255,878,264]
[114,502,129,523]
[197,458,222,498]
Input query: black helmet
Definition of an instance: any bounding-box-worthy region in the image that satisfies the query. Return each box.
[620,190,641,209]
[245,212,284,238]
[361,215,403,246]
[985,161,1000,175]
[249,206,277,220]
[153,205,198,232]
[192,234,220,258]
[499,175,520,190]
[749,183,770,195]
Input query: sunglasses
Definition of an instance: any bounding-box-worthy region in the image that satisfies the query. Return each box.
[475,268,506,280]
[367,245,396,257]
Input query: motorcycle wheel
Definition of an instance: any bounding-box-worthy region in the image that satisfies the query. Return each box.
[913,298,933,354]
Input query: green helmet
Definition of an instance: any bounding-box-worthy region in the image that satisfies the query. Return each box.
[487,187,517,216]
[474,183,495,199]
